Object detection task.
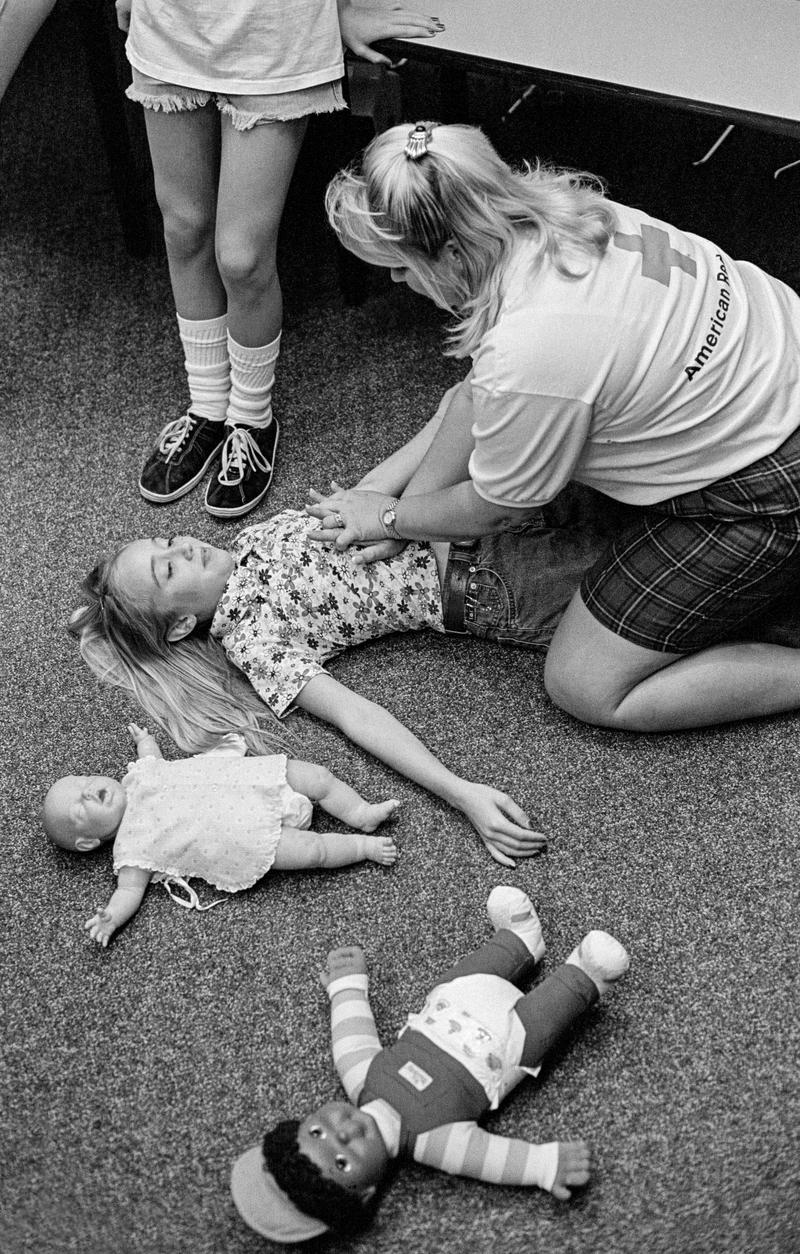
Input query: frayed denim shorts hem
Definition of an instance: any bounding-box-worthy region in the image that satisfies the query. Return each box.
[126,69,346,129]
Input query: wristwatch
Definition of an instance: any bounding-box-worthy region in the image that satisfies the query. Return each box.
[380,498,401,539]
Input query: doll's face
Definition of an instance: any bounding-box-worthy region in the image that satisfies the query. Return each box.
[297,1101,389,1195]
[43,775,127,850]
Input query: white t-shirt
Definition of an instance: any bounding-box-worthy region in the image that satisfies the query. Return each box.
[468,201,800,507]
[126,0,343,94]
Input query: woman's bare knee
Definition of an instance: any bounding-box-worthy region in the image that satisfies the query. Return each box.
[543,653,614,726]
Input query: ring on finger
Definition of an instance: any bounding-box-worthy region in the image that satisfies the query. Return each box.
[333,511,345,528]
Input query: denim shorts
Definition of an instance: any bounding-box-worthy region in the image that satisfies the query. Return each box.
[441,485,638,649]
[126,69,346,130]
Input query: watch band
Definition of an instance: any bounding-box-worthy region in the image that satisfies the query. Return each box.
[382,498,401,539]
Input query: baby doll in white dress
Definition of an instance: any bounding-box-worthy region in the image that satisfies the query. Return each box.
[43,723,398,947]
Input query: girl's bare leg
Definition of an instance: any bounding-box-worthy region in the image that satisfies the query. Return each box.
[271,827,398,870]
[143,103,226,318]
[215,115,308,346]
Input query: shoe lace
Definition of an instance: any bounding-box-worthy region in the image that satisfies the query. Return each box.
[157,413,196,462]
[217,426,272,486]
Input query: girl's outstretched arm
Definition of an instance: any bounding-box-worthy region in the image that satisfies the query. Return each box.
[295,673,547,867]
[84,866,152,948]
[337,2,444,65]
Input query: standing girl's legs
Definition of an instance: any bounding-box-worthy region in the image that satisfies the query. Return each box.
[204,113,308,519]
[138,101,232,503]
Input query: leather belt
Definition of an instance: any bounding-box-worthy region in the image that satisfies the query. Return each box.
[442,543,477,634]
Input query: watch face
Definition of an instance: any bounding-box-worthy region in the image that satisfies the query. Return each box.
[382,508,396,526]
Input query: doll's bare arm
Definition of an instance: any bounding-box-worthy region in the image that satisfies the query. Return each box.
[129,723,163,760]
[296,674,547,868]
[319,946,382,1101]
[285,759,400,831]
[84,865,152,948]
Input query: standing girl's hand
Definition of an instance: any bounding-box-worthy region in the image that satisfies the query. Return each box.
[337,4,445,65]
[115,0,132,33]
[452,781,548,868]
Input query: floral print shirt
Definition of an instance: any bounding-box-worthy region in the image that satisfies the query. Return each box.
[210,511,445,716]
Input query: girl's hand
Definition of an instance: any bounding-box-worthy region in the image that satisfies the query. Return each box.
[306,485,387,549]
[84,907,117,949]
[454,782,548,868]
[128,722,149,744]
[114,0,132,33]
[338,4,444,65]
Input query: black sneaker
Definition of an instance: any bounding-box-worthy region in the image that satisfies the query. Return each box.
[139,412,226,503]
[204,420,279,519]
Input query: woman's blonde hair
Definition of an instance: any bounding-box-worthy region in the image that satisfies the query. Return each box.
[325,121,617,357]
[69,550,291,758]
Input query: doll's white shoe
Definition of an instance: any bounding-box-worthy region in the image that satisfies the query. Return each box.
[487,886,545,962]
[566,931,629,997]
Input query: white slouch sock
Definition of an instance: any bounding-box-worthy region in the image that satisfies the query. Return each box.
[225,331,281,428]
[176,313,230,422]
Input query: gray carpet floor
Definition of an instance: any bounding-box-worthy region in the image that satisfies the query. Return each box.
[2,5,799,1253]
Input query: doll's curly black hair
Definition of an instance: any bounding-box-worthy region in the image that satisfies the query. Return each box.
[263,1120,379,1237]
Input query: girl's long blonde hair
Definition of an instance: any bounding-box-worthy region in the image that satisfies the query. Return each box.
[70,551,291,758]
[325,121,617,357]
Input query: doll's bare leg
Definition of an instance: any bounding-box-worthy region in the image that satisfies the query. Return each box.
[271,826,398,870]
[285,760,400,831]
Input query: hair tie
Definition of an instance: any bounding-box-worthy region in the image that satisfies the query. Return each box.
[404,122,436,161]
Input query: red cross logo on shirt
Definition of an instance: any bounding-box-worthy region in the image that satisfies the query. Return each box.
[614,225,697,287]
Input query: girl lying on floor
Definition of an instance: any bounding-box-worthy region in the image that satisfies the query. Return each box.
[69,387,632,868]
[43,723,398,947]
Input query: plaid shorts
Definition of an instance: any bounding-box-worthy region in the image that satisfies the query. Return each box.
[580,422,800,653]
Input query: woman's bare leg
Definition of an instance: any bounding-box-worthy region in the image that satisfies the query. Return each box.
[545,590,800,731]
